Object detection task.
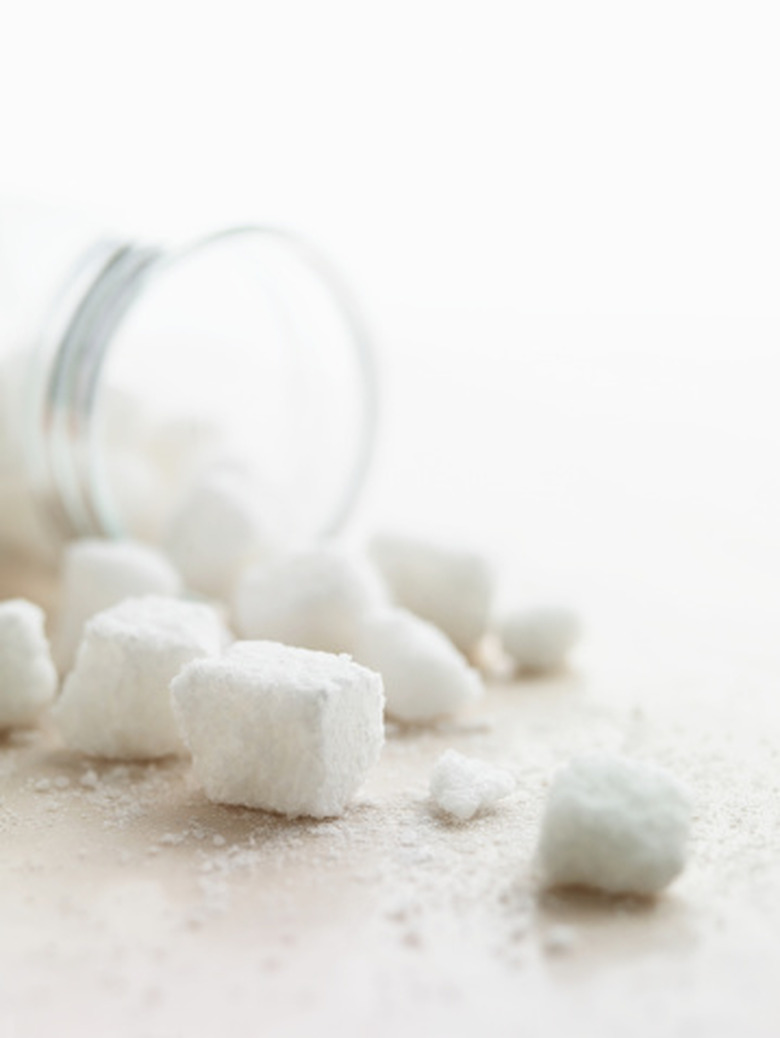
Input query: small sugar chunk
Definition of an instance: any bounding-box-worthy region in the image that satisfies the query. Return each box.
[0,598,58,728]
[164,468,286,600]
[429,749,515,820]
[159,832,185,846]
[536,753,691,896]
[369,533,493,654]
[53,539,182,674]
[542,924,578,955]
[233,545,387,654]
[354,608,483,723]
[79,769,100,789]
[53,595,227,759]
[499,606,581,674]
[171,641,385,818]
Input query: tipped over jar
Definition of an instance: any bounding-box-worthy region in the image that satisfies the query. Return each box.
[0,213,377,569]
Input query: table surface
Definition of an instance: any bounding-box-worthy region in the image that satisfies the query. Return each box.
[2,556,780,1038]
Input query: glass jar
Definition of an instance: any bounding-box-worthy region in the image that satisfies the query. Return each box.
[0,214,377,569]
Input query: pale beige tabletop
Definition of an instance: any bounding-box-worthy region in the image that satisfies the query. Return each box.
[1,553,779,1038]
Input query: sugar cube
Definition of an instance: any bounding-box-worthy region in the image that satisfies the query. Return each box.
[542,924,578,955]
[368,533,493,655]
[536,753,691,896]
[429,749,515,820]
[0,599,58,728]
[171,640,385,818]
[53,595,227,759]
[164,468,286,600]
[52,538,182,674]
[233,545,387,654]
[499,606,581,674]
[354,607,483,723]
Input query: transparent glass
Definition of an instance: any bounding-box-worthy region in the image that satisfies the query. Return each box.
[0,216,377,565]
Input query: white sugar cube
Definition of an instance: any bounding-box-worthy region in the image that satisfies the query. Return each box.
[536,753,691,896]
[368,533,493,655]
[171,641,385,818]
[53,595,227,759]
[499,606,581,674]
[429,749,515,820]
[0,599,58,728]
[53,538,182,674]
[164,468,286,600]
[233,545,387,654]
[354,607,483,723]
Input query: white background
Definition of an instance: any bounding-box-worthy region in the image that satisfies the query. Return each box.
[1,0,779,617]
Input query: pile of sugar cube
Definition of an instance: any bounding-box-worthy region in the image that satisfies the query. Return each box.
[0,469,691,894]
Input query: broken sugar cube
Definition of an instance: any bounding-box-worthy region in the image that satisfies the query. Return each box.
[368,533,493,656]
[536,752,691,896]
[429,749,515,820]
[499,606,581,674]
[354,607,483,723]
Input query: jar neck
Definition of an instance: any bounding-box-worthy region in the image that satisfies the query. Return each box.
[26,239,163,544]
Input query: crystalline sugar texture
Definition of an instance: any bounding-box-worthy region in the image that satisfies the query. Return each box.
[536,752,691,896]
[429,749,515,820]
[164,468,286,600]
[171,640,385,818]
[499,606,581,673]
[53,595,227,759]
[368,534,492,654]
[53,538,182,674]
[233,545,387,654]
[354,607,483,723]
[0,599,58,728]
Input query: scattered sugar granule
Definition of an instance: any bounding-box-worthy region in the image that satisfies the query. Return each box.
[368,533,493,655]
[171,640,385,818]
[542,924,578,955]
[52,538,182,674]
[429,749,515,821]
[354,608,483,723]
[164,468,286,600]
[233,545,387,655]
[53,595,227,759]
[0,598,58,729]
[536,753,691,896]
[498,606,581,674]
